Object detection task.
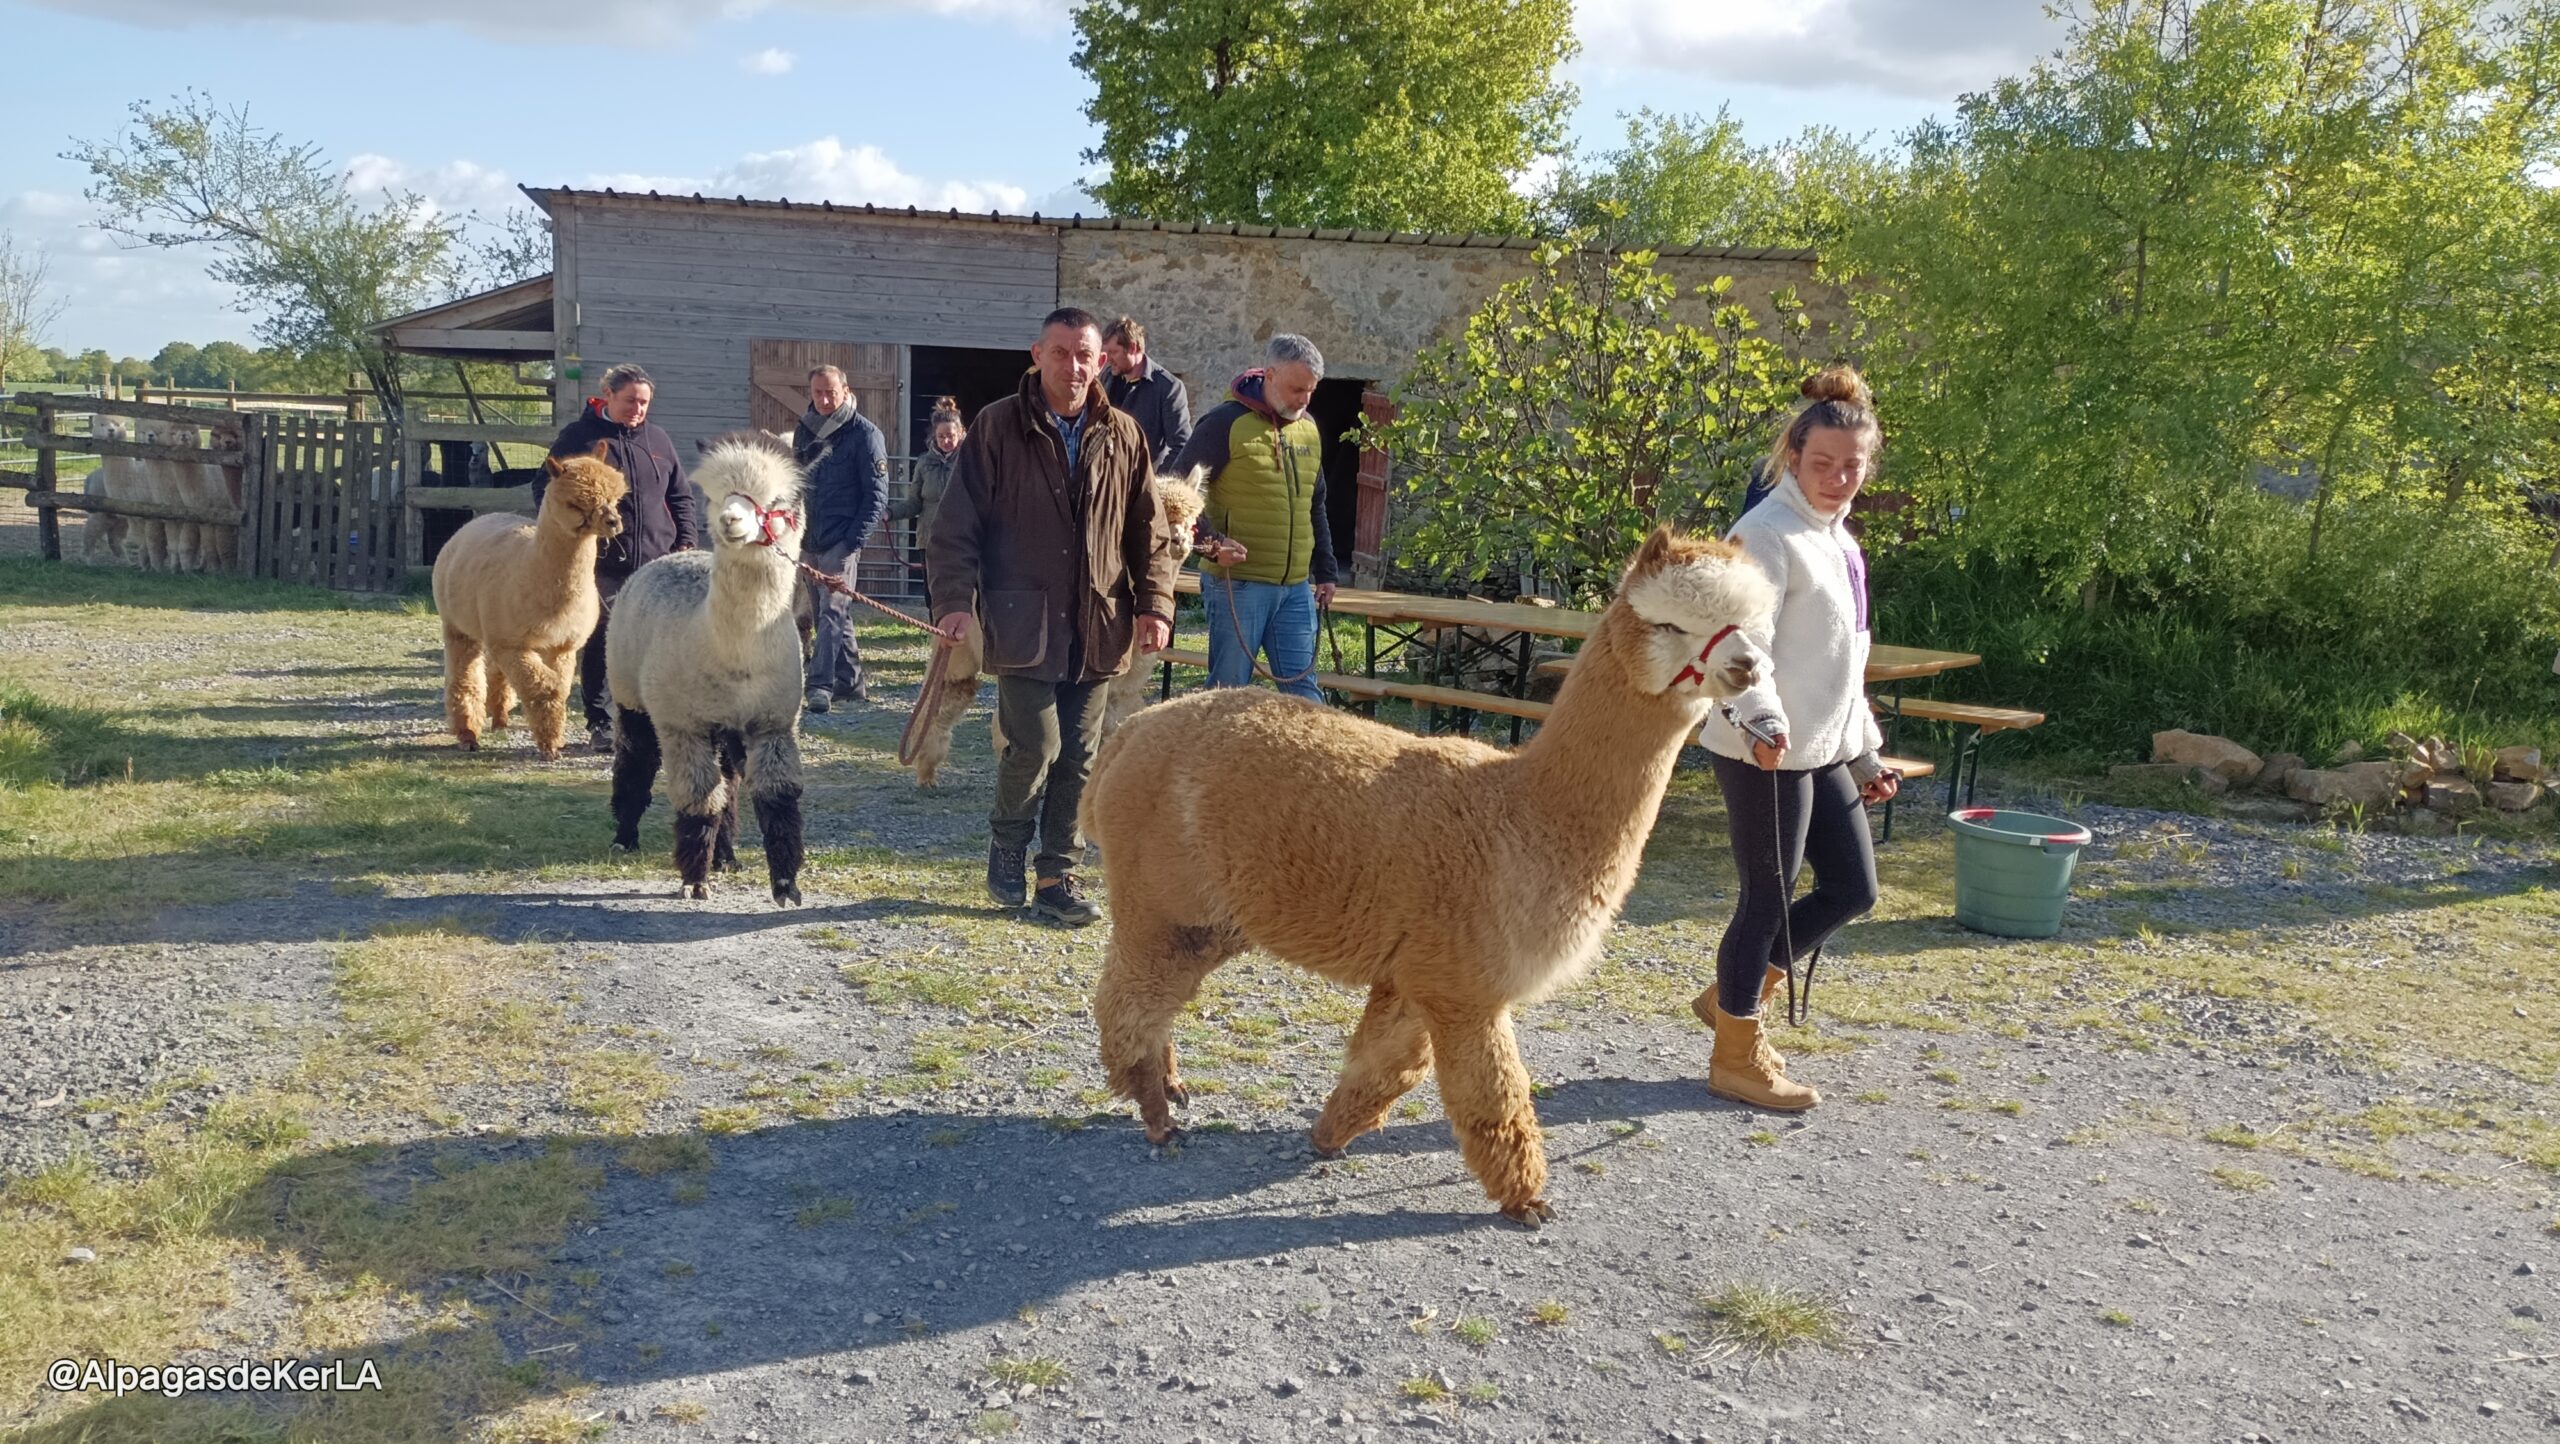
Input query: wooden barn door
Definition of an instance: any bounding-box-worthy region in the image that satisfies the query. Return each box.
[749,339,911,597]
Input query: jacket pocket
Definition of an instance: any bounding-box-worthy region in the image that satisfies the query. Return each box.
[983,589,1049,671]
[1092,591,1132,673]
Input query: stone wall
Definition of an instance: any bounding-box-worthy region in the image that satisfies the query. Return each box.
[1059,230,1844,395]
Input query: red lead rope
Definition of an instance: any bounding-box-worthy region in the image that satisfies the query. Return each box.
[790,556,965,769]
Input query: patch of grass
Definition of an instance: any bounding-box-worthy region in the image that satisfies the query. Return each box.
[986,1356,1070,1389]
[1451,1315,1497,1347]
[660,1260,695,1278]
[2211,1166,2273,1192]
[696,1106,763,1136]
[1743,1129,1780,1146]
[1990,1099,2027,1116]
[653,1400,708,1424]
[2099,1309,2135,1327]
[1696,1284,1848,1359]
[1852,1089,1890,1104]
[1651,1330,1688,1356]
[1401,1376,1448,1403]
[2204,1122,2265,1149]
[793,1196,857,1228]
[1529,1299,1570,1327]
[1464,1380,1501,1406]
[970,1408,1021,1437]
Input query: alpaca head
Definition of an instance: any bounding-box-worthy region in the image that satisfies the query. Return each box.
[540,443,630,542]
[1155,465,1208,538]
[94,418,128,446]
[1613,526,1776,706]
[696,438,806,553]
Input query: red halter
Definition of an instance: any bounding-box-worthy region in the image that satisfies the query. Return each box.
[1671,623,1744,690]
[728,492,800,549]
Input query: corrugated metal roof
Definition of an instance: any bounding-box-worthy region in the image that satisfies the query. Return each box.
[519,186,1817,263]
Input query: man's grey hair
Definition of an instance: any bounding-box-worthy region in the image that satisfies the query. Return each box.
[1267,334,1325,378]
[808,364,847,386]
[600,362,653,394]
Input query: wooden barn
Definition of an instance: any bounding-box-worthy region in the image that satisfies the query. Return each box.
[379,186,1835,593]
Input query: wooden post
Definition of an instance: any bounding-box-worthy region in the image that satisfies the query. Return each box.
[32,397,59,562]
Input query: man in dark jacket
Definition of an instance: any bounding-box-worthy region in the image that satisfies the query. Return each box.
[929,308,1179,926]
[795,364,889,711]
[1102,316,1193,472]
[537,363,703,750]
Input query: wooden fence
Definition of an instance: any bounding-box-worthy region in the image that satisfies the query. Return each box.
[1,394,410,591]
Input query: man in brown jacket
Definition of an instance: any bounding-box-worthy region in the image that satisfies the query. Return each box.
[929,307,1179,925]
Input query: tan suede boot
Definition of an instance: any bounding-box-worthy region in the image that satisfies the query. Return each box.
[1708,1009,1819,1112]
[1691,967,1791,1067]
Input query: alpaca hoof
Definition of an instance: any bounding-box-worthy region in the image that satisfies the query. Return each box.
[1310,1140,1348,1161]
[1142,1122,1181,1147]
[1164,1079,1190,1109]
[1500,1198,1556,1228]
[456,736,479,752]
[714,853,741,874]
[535,746,561,762]
[611,836,639,853]
[685,882,708,901]
[772,880,802,906]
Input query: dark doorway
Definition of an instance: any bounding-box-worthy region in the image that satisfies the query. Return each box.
[1308,377,1373,572]
[910,345,1028,456]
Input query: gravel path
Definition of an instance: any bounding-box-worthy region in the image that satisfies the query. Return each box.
[4,624,2556,1441]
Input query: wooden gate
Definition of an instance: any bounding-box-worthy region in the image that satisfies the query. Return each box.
[241,412,403,591]
[749,339,916,599]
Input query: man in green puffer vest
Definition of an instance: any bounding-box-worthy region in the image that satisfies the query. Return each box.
[1170,334,1340,702]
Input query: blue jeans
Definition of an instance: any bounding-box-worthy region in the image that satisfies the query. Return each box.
[1202,575,1323,703]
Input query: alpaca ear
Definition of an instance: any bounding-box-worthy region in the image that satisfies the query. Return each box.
[543,455,566,476]
[590,440,612,461]
[1633,524,1674,573]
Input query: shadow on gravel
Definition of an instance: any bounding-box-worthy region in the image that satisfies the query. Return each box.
[16,1084,1686,1442]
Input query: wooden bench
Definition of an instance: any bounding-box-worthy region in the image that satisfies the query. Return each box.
[1872,697,2045,809]
[1153,647,1392,702]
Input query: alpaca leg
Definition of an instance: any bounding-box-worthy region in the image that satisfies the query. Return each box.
[442,626,486,752]
[483,653,514,735]
[664,732,726,900]
[498,648,567,760]
[141,519,169,571]
[1420,1002,1552,1225]
[1094,920,1242,1143]
[743,728,804,906]
[711,730,745,874]
[610,708,662,852]
[1311,984,1436,1157]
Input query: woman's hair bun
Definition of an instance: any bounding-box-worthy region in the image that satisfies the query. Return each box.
[1799,364,1871,408]
[929,395,962,418]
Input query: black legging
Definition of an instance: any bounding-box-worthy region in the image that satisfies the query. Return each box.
[1710,754,1881,1017]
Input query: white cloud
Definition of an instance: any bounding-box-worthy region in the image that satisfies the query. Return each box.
[3,189,246,355]
[342,155,526,218]
[21,0,1069,43]
[593,137,1031,213]
[740,46,795,73]
[1573,0,2059,98]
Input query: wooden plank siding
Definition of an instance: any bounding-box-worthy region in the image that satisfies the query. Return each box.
[551,197,1062,455]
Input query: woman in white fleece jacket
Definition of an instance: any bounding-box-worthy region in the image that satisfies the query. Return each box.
[1693,366,1901,1113]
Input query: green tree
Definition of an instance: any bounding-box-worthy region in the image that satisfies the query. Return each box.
[1,229,67,387]
[1837,0,2560,594]
[1072,0,1577,231]
[65,91,461,418]
[151,340,204,387]
[1370,235,1808,605]
[1544,109,1903,249]
[195,340,256,388]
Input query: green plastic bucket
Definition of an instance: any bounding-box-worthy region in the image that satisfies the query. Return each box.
[1947,807,2093,939]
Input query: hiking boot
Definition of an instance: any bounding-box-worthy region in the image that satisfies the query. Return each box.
[1707,1009,1819,1112]
[804,686,832,715]
[1691,966,1790,1068]
[986,841,1028,908]
[1030,874,1099,927]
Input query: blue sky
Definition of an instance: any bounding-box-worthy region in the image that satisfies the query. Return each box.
[4,0,2060,356]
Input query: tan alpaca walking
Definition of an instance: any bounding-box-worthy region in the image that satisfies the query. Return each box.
[1080,528,1777,1223]
[431,446,627,759]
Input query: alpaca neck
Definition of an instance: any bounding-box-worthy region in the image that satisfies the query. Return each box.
[712,542,796,630]
[1508,617,1700,880]
[535,518,600,590]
